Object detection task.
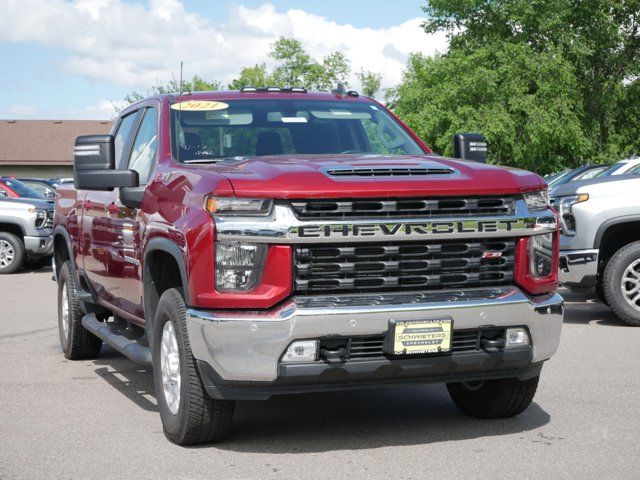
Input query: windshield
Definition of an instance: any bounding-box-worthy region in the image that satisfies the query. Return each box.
[0,178,43,198]
[170,99,425,162]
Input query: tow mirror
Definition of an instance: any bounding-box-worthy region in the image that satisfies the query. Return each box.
[453,133,488,163]
[74,135,138,191]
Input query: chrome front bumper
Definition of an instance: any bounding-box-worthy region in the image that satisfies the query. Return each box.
[23,234,53,257]
[559,249,599,287]
[186,287,564,384]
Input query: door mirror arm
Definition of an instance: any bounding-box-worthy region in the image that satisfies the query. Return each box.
[120,186,145,209]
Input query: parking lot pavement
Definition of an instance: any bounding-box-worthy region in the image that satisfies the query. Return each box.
[0,270,639,480]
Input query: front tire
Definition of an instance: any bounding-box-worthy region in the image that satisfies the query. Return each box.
[447,375,540,418]
[603,241,640,326]
[0,232,25,274]
[152,288,235,445]
[57,261,102,359]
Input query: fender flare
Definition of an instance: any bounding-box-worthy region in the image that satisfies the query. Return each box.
[52,226,79,282]
[593,215,640,249]
[143,238,191,336]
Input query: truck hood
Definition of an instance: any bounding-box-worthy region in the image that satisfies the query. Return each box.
[202,154,545,198]
[0,197,55,210]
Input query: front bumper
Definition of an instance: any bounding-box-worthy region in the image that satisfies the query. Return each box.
[23,234,53,257]
[186,287,564,399]
[559,249,599,287]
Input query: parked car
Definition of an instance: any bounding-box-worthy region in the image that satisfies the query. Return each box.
[553,174,640,325]
[547,164,611,188]
[595,156,640,177]
[18,178,59,198]
[0,177,45,199]
[53,88,562,445]
[0,197,54,273]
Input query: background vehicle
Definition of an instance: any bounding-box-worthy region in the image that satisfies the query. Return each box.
[0,197,54,273]
[554,174,640,325]
[0,177,45,199]
[18,178,59,198]
[547,164,611,189]
[53,89,563,445]
[595,156,640,177]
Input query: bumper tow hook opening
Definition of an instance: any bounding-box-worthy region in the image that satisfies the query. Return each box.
[481,338,506,353]
[320,346,348,363]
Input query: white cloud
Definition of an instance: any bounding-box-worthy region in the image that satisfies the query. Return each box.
[0,1,448,94]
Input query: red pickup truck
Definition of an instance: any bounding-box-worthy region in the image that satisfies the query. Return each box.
[53,88,563,445]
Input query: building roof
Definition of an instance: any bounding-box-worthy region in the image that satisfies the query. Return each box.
[0,120,113,166]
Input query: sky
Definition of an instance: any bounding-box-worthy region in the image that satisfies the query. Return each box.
[0,0,448,120]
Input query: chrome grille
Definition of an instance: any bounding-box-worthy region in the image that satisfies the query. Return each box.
[45,210,54,229]
[294,239,515,294]
[289,196,516,219]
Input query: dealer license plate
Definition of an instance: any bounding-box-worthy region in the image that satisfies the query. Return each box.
[388,318,453,355]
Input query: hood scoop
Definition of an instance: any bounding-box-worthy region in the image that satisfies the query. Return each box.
[325,163,455,178]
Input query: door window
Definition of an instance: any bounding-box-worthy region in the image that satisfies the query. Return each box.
[127,108,158,184]
[113,112,138,167]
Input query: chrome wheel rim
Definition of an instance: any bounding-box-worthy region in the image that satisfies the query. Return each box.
[160,322,181,415]
[0,240,15,268]
[621,259,640,312]
[61,283,70,339]
[462,380,485,392]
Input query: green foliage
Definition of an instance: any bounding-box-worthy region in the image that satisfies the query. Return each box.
[405,0,640,171]
[228,64,273,89]
[356,70,382,98]
[121,74,221,111]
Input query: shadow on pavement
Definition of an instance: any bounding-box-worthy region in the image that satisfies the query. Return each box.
[560,289,630,327]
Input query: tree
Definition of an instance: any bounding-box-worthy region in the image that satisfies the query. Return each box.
[121,74,222,111]
[356,70,382,98]
[270,37,350,90]
[420,0,640,164]
[387,45,589,174]
[228,63,272,89]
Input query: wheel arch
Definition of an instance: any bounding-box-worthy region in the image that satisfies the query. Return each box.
[143,238,191,339]
[595,217,640,275]
[53,226,77,282]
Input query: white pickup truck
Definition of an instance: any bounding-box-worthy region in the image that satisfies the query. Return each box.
[0,198,54,273]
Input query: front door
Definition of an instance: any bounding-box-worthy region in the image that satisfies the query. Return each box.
[82,105,159,321]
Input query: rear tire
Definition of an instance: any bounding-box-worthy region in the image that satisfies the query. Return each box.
[0,232,25,274]
[602,241,640,326]
[57,261,102,359]
[152,288,235,445]
[447,375,540,418]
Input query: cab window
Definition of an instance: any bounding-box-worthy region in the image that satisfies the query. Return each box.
[127,108,158,184]
[114,112,138,167]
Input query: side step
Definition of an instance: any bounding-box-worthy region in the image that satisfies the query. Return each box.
[82,314,152,366]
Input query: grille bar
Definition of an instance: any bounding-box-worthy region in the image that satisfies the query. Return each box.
[295,239,515,294]
[290,196,516,220]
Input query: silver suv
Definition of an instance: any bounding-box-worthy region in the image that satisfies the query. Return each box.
[553,175,640,325]
[0,198,54,273]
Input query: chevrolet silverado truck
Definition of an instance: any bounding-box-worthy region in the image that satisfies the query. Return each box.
[53,88,563,445]
[553,174,640,325]
[0,197,54,273]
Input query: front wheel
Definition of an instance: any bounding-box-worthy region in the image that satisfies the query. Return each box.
[152,288,235,445]
[0,232,25,274]
[603,241,640,326]
[447,375,540,418]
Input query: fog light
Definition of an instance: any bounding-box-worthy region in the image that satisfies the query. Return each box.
[282,340,318,363]
[505,328,530,348]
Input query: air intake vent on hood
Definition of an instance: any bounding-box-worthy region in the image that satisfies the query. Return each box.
[326,167,454,177]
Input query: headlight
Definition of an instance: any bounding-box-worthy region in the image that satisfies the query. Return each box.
[524,190,550,211]
[205,196,272,216]
[529,233,554,277]
[553,194,589,236]
[215,242,267,291]
[35,209,47,229]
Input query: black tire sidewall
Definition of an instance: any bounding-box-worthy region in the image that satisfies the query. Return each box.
[0,232,25,274]
[152,291,188,437]
[57,263,73,353]
[604,242,640,324]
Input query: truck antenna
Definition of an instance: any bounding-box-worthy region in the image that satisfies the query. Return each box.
[176,61,183,164]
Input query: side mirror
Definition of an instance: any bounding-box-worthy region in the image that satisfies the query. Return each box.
[74,135,139,191]
[453,133,488,163]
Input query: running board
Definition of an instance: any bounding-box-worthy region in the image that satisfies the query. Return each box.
[82,314,152,365]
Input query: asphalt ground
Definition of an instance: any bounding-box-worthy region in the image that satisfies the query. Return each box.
[1,268,639,480]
